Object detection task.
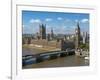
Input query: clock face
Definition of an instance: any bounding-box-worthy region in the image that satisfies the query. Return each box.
[76,30,78,33]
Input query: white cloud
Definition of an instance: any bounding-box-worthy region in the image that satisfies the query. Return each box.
[45,18,52,22]
[29,19,41,23]
[75,19,78,22]
[81,18,89,23]
[57,17,63,20]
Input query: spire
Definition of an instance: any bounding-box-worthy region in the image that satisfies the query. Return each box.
[76,21,80,30]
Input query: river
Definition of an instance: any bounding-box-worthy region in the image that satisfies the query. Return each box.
[22,48,89,69]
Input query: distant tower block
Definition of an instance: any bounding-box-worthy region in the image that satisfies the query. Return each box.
[39,24,46,39]
[75,22,80,49]
[82,32,86,44]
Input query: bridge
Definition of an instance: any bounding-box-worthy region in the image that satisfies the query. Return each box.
[22,49,75,66]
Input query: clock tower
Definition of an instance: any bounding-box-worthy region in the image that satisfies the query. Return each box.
[75,22,80,49]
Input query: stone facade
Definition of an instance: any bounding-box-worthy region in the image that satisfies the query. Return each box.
[61,39,75,51]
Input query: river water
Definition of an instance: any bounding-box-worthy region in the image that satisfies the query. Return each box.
[22,48,89,69]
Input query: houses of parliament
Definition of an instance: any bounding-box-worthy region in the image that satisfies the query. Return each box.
[22,22,89,53]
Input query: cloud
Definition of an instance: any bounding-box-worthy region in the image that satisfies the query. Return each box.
[45,18,52,22]
[29,19,41,23]
[75,19,81,23]
[57,17,63,20]
[75,19,78,22]
[81,18,89,23]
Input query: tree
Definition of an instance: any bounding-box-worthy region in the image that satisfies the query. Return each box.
[79,43,89,50]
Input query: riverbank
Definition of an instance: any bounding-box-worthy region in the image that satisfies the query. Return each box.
[22,44,60,55]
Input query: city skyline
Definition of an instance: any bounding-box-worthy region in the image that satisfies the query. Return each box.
[22,10,89,34]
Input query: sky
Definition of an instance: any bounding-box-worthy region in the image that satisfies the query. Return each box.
[22,10,89,34]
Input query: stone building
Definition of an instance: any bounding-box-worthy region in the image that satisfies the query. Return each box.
[39,24,46,39]
[47,33,51,41]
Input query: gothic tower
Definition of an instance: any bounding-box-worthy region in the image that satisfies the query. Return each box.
[39,24,46,39]
[75,22,80,49]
